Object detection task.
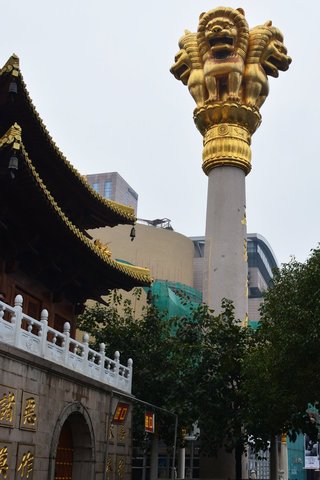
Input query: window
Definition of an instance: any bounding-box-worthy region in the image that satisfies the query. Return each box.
[104,181,112,199]
[193,240,205,258]
[128,187,138,200]
[92,182,99,193]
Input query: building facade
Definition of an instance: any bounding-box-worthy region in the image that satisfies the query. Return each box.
[100,222,194,286]
[86,172,139,215]
[88,221,196,318]
[247,233,278,325]
[90,223,278,325]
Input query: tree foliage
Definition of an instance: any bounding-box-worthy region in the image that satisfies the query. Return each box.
[243,249,320,448]
[77,290,182,444]
[173,300,252,454]
[77,291,254,454]
[78,246,320,459]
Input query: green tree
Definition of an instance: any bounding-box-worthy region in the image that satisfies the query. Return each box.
[78,248,320,478]
[242,249,320,449]
[77,290,184,445]
[172,300,255,480]
[77,292,254,462]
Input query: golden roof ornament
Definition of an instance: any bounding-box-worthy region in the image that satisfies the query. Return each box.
[94,239,112,258]
[170,7,291,175]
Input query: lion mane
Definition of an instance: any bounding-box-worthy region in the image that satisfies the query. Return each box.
[170,30,207,108]
[197,7,249,102]
[243,22,292,108]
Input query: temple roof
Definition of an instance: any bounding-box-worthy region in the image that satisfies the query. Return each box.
[0,54,136,230]
[0,123,152,303]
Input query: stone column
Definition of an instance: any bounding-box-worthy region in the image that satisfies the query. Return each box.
[196,106,260,322]
[203,165,247,320]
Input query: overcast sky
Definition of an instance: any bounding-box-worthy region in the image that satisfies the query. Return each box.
[1,0,318,265]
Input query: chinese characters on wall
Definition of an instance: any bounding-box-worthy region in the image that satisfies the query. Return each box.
[0,385,38,479]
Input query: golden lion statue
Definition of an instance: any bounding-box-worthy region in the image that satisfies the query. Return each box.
[170,7,291,178]
[197,7,249,102]
[170,30,207,109]
[243,21,292,108]
[170,7,291,113]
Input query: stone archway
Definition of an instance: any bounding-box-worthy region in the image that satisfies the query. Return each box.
[48,402,96,480]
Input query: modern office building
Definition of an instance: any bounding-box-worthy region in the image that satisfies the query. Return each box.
[86,172,139,214]
[247,233,278,324]
[191,233,278,324]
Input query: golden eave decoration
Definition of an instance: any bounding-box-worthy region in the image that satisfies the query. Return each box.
[0,54,135,223]
[0,124,152,285]
[170,7,291,175]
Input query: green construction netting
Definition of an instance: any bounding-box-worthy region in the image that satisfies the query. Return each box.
[146,280,202,320]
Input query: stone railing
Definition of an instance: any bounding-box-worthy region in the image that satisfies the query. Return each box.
[0,295,133,393]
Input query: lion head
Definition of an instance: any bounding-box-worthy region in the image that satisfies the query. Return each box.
[197,7,249,60]
[204,16,239,56]
[260,26,291,77]
[170,48,191,85]
[170,30,202,85]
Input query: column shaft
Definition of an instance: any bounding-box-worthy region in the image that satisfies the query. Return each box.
[203,166,248,321]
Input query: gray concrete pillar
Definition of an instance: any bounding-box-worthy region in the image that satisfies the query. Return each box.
[178,447,186,479]
[203,166,248,322]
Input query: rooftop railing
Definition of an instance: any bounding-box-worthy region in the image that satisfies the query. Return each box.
[0,295,132,393]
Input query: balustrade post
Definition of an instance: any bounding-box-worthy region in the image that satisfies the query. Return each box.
[99,343,106,381]
[127,358,133,393]
[13,295,23,347]
[39,309,48,358]
[0,302,4,341]
[63,322,71,366]
[82,333,89,375]
[114,350,120,387]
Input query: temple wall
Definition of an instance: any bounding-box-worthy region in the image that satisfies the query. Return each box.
[0,342,132,480]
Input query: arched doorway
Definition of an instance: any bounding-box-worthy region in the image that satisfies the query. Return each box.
[49,403,96,480]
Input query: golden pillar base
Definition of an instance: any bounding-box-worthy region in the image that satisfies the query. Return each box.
[193,103,261,176]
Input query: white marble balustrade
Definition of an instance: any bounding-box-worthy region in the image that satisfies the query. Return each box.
[0,295,133,393]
